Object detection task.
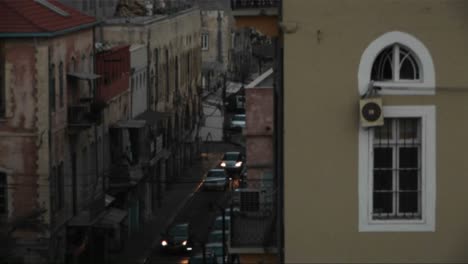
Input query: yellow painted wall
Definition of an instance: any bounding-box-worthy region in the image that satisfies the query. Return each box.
[284,0,468,263]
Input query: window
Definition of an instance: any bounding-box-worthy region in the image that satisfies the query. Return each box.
[0,46,5,118]
[154,48,159,102]
[49,64,56,112]
[0,172,7,215]
[201,33,209,50]
[359,106,436,232]
[59,62,64,108]
[57,163,64,210]
[165,49,170,101]
[371,44,420,82]
[372,118,421,220]
[175,56,179,93]
[358,31,435,95]
[82,0,88,11]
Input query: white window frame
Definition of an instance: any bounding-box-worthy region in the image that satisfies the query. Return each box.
[201,33,209,51]
[358,31,436,95]
[358,106,436,232]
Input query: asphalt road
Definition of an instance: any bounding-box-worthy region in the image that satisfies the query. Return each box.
[149,187,230,264]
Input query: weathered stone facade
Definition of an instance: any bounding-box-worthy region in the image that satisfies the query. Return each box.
[0,27,97,263]
[102,7,203,183]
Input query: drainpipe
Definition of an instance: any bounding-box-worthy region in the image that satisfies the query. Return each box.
[276,2,285,262]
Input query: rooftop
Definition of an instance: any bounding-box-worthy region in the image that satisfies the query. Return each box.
[0,0,96,37]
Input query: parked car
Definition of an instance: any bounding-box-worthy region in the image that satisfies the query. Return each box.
[219,152,245,173]
[212,215,231,232]
[203,169,229,191]
[188,250,218,264]
[224,206,240,217]
[229,114,246,131]
[205,242,228,264]
[225,94,245,113]
[159,223,193,254]
[208,230,230,244]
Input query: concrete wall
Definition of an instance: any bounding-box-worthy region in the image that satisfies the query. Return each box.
[130,44,148,117]
[0,28,94,227]
[102,8,203,179]
[201,10,232,71]
[284,0,468,263]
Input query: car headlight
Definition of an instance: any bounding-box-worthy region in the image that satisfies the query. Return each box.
[186,247,193,251]
[235,161,242,167]
[182,240,187,246]
[220,162,226,167]
[161,240,168,246]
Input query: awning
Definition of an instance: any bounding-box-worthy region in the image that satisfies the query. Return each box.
[112,119,146,128]
[67,72,101,80]
[95,208,128,228]
[135,110,172,125]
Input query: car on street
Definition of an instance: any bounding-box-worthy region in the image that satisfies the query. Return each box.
[219,152,244,173]
[212,215,231,232]
[203,169,229,191]
[188,250,218,264]
[224,206,240,217]
[208,230,230,244]
[159,223,193,254]
[229,114,246,131]
[205,242,228,264]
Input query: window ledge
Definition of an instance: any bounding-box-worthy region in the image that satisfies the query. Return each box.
[373,81,435,95]
[360,221,435,232]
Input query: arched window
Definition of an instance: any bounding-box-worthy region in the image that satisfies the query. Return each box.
[371,44,420,82]
[358,31,435,95]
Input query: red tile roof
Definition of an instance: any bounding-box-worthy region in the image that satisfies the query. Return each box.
[0,0,97,35]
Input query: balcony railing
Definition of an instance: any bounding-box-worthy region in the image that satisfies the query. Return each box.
[231,0,280,9]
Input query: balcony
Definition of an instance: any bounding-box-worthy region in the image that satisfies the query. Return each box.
[68,105,94,132]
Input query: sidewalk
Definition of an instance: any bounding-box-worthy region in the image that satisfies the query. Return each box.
[108,152,223,264]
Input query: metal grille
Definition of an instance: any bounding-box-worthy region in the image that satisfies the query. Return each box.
[240,191,260,212]
[372,118,422,220]
[231,0,280,9]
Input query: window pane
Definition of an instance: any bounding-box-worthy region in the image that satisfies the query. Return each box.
[371,46,393,81]
[399,118,419,140]
[373,192,393,214]
[399,47,419,80]
[374,170,393,190]
[399,147,418,168]
[374,119,392,140]
[399,170,418,190]
[399,191,419,213]
[374,148,392,168]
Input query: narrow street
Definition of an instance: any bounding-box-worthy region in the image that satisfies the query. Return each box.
[149,143,244,264]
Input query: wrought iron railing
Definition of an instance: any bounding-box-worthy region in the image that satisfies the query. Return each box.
[231,0,280,9]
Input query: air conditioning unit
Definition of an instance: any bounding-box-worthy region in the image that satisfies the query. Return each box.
[359,97,384,127]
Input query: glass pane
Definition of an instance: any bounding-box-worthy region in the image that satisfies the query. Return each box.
[399,170,418,190]
[373,170,393,190]
[399,48,419,80]
[373,192,393,214]
[374,119,392,140]
[374,148,392,168]
[399,147,418,168]
[399,192,419,213]
[399,118,419,140]
[371,46,393,81]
